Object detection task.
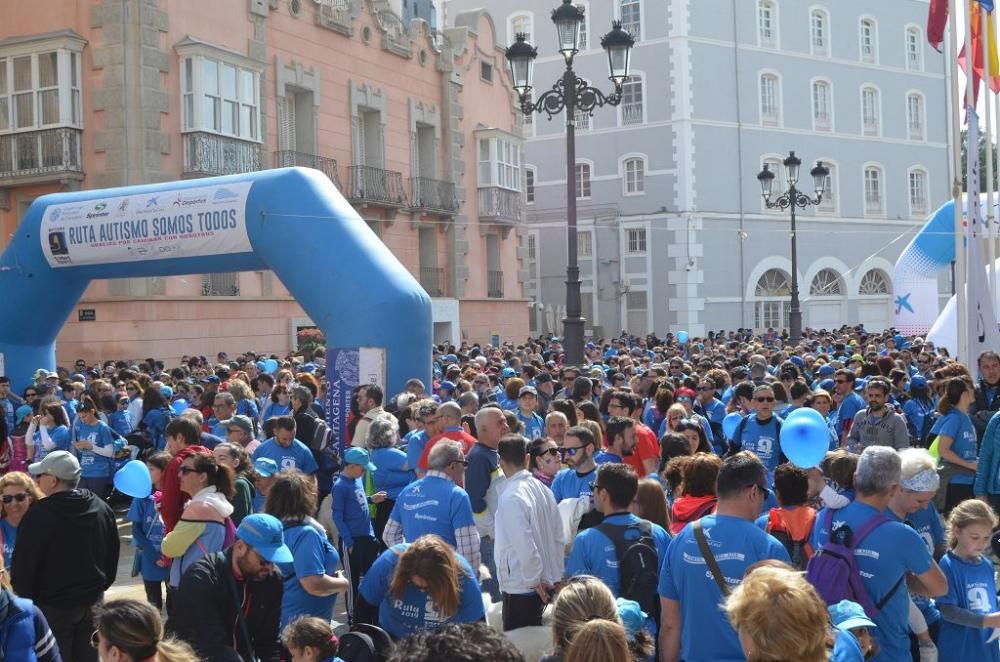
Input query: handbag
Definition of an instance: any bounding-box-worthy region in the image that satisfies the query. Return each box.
[694,519,730,596]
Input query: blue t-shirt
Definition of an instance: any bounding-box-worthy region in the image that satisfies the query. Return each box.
[262,402,291,422]
[0,518,16,570]
[903,398,935,443]
[0,398,13,434]
[278,521,342,628]
[836,392,866,437]
[516,411,544,440]
[236,398,259,424]
[886,504,943,625]
[733,415,783,473]
[33,425,70,462]
[593,450,623,466]
[370,447,415,500]
[937,552,1000,662]
[465,443,499,517]
[566,512,670,596]
[932,410,978,484]
[126,496,168,582]
[74,420,117,478]
[551,466,598,504]
[331,474,374,547]
[253,438,319,475]
[812,502,933,662]
[388,475,476,549]
[142,408,171,451]
[359,543,484,639]
[831,626,866,662]
[658,514,790,662]
[405,430,429,473]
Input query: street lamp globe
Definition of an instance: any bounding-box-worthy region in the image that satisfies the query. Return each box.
[600,21,635,91]
[505,33,538,98]
[810,161,830,197]
[783,151,802,187]
[552,0,584,62]
[757,163,775,200]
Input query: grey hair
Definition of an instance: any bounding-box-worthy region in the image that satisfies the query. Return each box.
[855,446,902,496]
[290,385,313,405]
[437,401,462,423]
[367,414,400,450]
[181,408,204,425]
[413,399,439,421]
[457,391,479,409]
[214,391,235,406]
[395,392,417,412]
[427,439,464,471]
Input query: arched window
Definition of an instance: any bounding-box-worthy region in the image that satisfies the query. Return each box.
[624,157,645,195]
[861,85,880,136]
[907,93,925,140]
[810,269,844,296]
[755,269,791,330]
[575,162,591,199]
[909,167,928,216]
[864,165,884,215]
[758,1,777,48]
[811,8,829,56]
[859,269,891,295]
[812,80,832,131]
[906,26,922,70]
[860,18,878,63]
[760,73,780,125]
[509,12,533,44]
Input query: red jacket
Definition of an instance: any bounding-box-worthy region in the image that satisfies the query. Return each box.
[161,445,209,533]
[669,494,717,535]
[417,428,476,471]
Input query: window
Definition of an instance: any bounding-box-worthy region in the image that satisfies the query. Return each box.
[478,135,521,190]
[577,4,588,49]
[524,167,535,203]
[760,73,780,125]
[755,269,791,330]
[861,86,880,136]
[509,13,533,44]
[621,75,643,126]
[575,162,591,199]
[574,106,591,131]
[578,230,593,257]
[620,0,641,41]
[758,1,777,48]
[626,290,648,334]
[624,157,645,195]
[909,168,928,215]
[811,9,829,56]
[860,18,877,63]
[626,227,647,254]
[812,80,831,131]
[527,234,537,260]
[864,165,883,215]
[480,61,494,83]
[859,269,890,295]
[810,269,844,296]
[181,55,260,140]
[0,49,82,131]
[818,163,836,212]
[907,93,924,140]
[906,26,922,70]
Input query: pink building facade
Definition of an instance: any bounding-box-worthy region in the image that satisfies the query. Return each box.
[0,0,528,365]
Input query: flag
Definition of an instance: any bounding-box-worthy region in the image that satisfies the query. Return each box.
[964,106,1000,373]
[958,1,1000,106]
[978,0,996,11]
[928,0,948,51]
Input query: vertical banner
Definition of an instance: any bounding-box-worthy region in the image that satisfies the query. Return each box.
[324,347,386,457]
[966,106,1000,375]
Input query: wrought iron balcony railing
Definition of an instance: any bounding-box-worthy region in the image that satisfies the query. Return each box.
[478,186,522,224]
[419,266,448,297]
[409,177,458,214]
[272,151,342,190]
[183,132,262,177]
[488,269,504,298]
[346,165,407,208]
[0,127,82,183]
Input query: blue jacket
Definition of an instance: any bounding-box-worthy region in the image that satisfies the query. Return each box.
[974,411,1000,496]
[0,592,56,662]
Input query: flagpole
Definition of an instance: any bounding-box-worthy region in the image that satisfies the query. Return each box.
[983,6,996,304]
[957,0,970,362]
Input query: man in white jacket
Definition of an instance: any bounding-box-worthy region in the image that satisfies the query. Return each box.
[494,434,565,631]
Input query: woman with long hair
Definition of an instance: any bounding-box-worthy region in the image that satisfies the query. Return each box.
[357,534,485,639]
[674,419,713,455]
[72,396,120,496]
[213,442,255,526]
[668,453,722,535]
[932,377,978,512]
[265,471,349,628]
[656,403,690,440]
[563,619,631,662]
[160,451,235,593]
[904,377,937,447]
[0,472,43,570]
[628,478,671,532]
[262,384,292,424]
[24,402,70,463]
[93,599,197,661]
[140,386,172,452]
[228,379,260,434]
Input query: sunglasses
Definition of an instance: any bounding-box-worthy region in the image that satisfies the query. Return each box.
[178,466,202,475]
[755,396,775,403]
[533,447,560,458]
[1,493,28,504]
[24,392,37,398]
[559,444,590,457]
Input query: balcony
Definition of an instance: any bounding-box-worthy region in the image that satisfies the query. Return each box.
[346,165,407,209]
[273,151,341,190]
[183,132,262,177]
[488,269,504,298]
[621,103,643,126]
[202,272,239,296]
[409,177,458,215]
[315,0,354,35]
[478,186,522,225]
[0,127,83,186]
[419,266,448,297]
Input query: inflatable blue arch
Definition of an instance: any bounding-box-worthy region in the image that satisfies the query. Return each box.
[0,167,432,392]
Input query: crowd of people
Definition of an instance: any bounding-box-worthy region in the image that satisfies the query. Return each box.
[0,326,1000,661]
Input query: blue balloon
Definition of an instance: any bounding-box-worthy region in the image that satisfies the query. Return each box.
[113,460,152,499]
[779,417,830,468]
[171,399,189,415]
[722,412,743,439]
[677,330,689,345]
[783,407,827,428]
[264,359,279,374]
[255,360,266,372]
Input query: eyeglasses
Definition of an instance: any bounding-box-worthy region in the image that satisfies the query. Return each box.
[533,447,561,458]
[754,396,775,403]
[1,493,28,504]
[178,466,202,475]
[450,459,470,467]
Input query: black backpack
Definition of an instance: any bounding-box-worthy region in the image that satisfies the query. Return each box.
[596,519,659,616]
[337,624,393,662]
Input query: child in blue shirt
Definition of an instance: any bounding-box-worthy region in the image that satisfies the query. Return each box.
[127,452,170,610]
[936,499,1000,662]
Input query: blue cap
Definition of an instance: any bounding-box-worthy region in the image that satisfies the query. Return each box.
[253,457,279,478]
[439,380,456,393]
[909,375,928,390]
[818,364,835,376]
[616,598,648,638]
[344,447,377,471]
[159,385,173,399]
[236,514,294,564]
[819,378,834,391]
[202,375,220,384]
[14,405,32,425]
[790,355,805,368]
[893,334,905,347]
[500,367,516,379]
[829,600,877,631]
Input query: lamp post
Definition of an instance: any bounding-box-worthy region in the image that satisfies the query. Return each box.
[756,152,829,347]
[505,0,634,366]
